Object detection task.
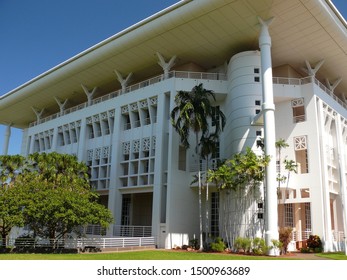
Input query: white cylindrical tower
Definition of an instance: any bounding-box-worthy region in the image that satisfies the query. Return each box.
[225,50,263,156]
[220,50,265,242]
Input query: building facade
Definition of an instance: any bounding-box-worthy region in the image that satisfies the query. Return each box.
[1,0,347,252]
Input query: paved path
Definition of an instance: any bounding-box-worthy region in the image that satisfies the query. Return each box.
[281,252,331,260]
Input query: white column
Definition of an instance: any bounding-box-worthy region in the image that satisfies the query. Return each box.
[32,107,44,125]
[305,60,325,77]
[114,70,133,94]
[258,17,278,255]
[81,84,97,106]
[317,99,333,251]
[156,52,176,79]
[54,97,68,116]
[2,124,12,155]
[336,117,347,255]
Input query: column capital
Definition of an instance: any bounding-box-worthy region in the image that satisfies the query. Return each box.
[258,17,274,47]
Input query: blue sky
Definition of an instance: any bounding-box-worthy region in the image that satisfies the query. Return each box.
[0,0,346,155]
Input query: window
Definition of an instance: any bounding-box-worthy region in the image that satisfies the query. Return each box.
[292,98,305,123]
[121,195,131,226]
[254,77,260,82]
[123,114,131,130]
[305,203,311,231]
[254,68,260,74]
[294,136,309,173]
[284,203,294,227]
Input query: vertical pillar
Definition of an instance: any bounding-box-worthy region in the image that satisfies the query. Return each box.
[156,52,176,79]
[325,77,342,93]
[114,70,133,94]
[317,99,333,251]
[81,84,97,106]
[305,60,325,78]
[3,124,12,155]
[32,107,44,125]
[54,97,68,116]
[258,17,278,255]
[336,117,347,255]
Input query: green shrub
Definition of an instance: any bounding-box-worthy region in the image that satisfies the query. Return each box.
[271,239,283,251]
[252,237,268,255]
[210,237,226,252]
[233,237,252,253]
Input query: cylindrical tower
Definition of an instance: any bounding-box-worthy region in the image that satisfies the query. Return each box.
[224,50,263,156]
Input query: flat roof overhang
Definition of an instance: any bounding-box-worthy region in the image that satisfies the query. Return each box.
[1,0,347,129]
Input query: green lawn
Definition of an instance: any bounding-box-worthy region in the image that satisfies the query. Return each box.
[316,252,347,260]
[0,250,271,260]
[1,249,342,260]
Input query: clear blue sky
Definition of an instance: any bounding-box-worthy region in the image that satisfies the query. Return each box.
[0,0,346,155]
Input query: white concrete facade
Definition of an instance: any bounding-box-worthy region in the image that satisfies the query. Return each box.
[1,0,347,252]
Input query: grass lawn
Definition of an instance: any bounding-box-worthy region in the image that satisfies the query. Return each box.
[316,252,347,260]
[0,249,340,260]
[0,250,287,260]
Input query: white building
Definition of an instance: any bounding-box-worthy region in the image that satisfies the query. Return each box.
[1,0,347,252]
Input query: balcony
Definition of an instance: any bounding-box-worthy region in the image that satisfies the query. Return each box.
[29,71,227,127]
[273,76,347,110]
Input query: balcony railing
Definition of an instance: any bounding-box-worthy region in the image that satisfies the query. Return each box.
[4,236,156,250]
[113,225,152,237]
[291,230,345,242]
[273,76,347,109]
[29,71,227,127]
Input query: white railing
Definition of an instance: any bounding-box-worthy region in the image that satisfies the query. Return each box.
[332,230,345,242]
[83,224,107,236]
[291,230,312,242]
[29,71,227,127]
[113,225,152,237]
[190,159,219,173]
[273,76,347,109]
[5,236,156,249]
[291,230,345,243]
[77,236,156,249]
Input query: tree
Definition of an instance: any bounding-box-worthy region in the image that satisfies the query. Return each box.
[199,133,219,244]
[207,147,270,247]
[17,152,113,245]
[0,186,25,248]
[0,155,28,247]
[171,83,225,250]
[207,148,269,191]
[0,153,113,248]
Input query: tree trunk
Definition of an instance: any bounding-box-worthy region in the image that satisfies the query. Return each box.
[196,132,203,251]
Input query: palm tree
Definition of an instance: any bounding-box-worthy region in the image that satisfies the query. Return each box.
[199,133,219,246]
[171,83,225,250]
